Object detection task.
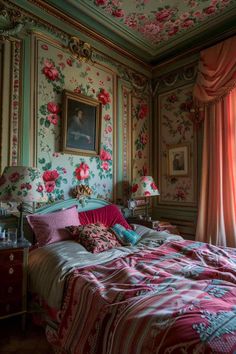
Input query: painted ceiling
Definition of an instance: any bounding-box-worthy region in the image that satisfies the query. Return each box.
[46,0,236,64]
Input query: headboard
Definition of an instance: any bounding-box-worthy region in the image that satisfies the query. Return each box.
[34,197,110,214]
[24,197,110,243]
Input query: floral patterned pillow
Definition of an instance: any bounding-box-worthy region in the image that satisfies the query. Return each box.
[66,222,121,253]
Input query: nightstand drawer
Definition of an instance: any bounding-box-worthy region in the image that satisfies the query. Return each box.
[0,249,23,264]
[0,280,22,301]
[0,263,23,280]
[0,299,22,317]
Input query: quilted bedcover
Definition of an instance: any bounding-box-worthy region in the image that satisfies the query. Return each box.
[47,240,236,354]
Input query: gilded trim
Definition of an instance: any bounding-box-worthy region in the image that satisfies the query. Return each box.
[23,0,151,70]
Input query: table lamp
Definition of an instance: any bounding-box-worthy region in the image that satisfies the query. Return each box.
[130,176,160,219]
[0,166,48,240]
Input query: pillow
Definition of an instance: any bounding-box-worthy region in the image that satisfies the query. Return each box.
[79,204,132,230]
[110,223,141,246]
[67,222,121,253]
[27,205,80,247]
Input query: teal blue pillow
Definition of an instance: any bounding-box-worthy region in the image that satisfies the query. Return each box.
[110,223,141,246]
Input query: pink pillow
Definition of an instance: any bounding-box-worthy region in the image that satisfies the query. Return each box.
[27,205,81,247]
[67,222,121,253]
[79,204,131,230]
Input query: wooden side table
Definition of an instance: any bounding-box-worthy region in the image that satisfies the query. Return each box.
[127,217,180,235]
[0,239,31,329]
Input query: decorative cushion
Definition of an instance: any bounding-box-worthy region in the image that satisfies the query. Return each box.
[110,223,141,246]
[79,204,131,229]
[27,205,80,247]
[67,222,121,253]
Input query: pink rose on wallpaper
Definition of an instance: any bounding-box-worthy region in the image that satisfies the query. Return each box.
[142,23,161,35]
[9,172,20,183]
[167,94,178,103]
[97,88,111,105]
[175,189,186,200]
[47,114,59,125]
[203,6,216,14]
[75,163,90,180]
[42,59,59,81]
[43,170,60,193]
[37,185,44,193]
[104,114,111,121]
[44,181,56,193]
[112,9,125,18]
[47,102,60,114]
[125,16,137,29]
[74,87,81,94]
[181,19,194,28]
[43,170,59,182]
[131,184,139,193]
[100,149,112,161]
[140,133,148,145]
[21,183,32,190]
[155,9,172,22]
[66,58,73,66]
[168,26,179,36]
[95,0,107,5]
[41,44,48,50]
[101,162,109,171]
[138,104,148,119]
[105,125,112,134]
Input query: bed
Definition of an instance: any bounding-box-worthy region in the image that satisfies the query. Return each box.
[27,198,236,354]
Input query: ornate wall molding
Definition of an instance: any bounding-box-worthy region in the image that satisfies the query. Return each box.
[0,5,25,39]
[153,62,198,96]
[67,36,93,63]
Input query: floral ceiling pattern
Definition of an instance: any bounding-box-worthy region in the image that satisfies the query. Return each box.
[86,0,234,46]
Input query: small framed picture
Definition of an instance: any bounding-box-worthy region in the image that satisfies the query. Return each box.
[167,144,190,177]
[61,90,102,156]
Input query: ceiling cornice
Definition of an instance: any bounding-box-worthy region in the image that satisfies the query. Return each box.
[27,0,152,71]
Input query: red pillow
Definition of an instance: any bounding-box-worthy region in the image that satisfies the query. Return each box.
[79,204,131,230]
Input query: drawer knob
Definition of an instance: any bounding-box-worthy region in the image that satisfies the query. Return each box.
[8,267,14,275]
[8,286,13,294]
[9,254,14,261]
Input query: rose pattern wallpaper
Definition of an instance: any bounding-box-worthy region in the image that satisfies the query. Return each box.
[36,39,150,202]
[132,96,150,179]
[158,84,197,205]
[90,0,233,45]
[37,40,114,202]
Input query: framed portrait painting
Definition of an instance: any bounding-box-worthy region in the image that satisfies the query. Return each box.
[167,144,190,177]
[62,90,102,156]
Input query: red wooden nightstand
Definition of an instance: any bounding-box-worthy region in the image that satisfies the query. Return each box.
[0,239,31,329]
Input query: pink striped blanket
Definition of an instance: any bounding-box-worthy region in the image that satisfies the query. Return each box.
[47,240,236,353]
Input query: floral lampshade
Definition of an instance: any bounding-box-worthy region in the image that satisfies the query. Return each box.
[0,166,48,203]
[131,176,160,199]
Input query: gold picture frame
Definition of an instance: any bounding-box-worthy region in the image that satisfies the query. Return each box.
[167,144,190,177]
[61,90,101,156]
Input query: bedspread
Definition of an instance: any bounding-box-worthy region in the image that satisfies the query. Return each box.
[47,240,236,354]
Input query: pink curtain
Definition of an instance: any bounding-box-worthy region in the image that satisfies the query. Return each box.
[193,36,236,247]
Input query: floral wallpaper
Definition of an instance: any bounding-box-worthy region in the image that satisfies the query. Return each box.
[132,96,150,179]
[158,84,197,205]
[36,40,114,202]
[10,41,21,166]
[89,0,234,45]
